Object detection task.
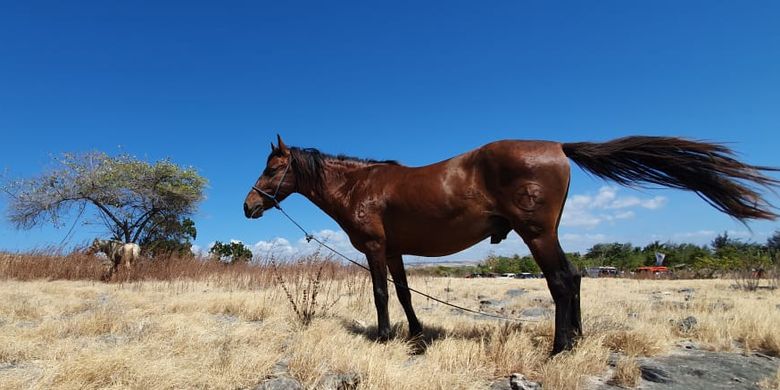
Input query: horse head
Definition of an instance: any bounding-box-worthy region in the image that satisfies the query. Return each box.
[244,134,298,219]
[86,238,104,255]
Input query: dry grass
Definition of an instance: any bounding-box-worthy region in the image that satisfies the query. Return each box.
[760,367,780,390]
[608,356,641,388]
[1,253,779,389]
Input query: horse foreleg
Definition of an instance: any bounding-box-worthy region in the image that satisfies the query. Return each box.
[387,254,422,338]
[521,231,582,354]
[365,242,392,341]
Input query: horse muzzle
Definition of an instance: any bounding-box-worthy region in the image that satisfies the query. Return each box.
[243,202,264,219]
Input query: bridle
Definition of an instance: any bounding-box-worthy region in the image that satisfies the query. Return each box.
[251,155,294,210]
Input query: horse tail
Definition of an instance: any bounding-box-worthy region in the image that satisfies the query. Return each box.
[561,136,779,222]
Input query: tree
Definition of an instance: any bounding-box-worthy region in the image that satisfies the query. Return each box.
[209,241,254,263]
[516,255,542,274]
[767,230,780,252]
[584,242,642,269]
[139,216,197,257]
[3,152,206,245]
[711,231,738,252]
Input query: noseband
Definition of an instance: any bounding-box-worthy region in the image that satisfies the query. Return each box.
[251,156,294,209]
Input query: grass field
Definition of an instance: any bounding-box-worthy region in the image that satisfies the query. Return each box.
[1,254,779,389]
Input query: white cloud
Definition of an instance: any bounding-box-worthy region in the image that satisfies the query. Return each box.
[190,244,204,256]
[244,229,363,262]
[669,230,717,240]
[561,186,667,228]
[559,233,609,253]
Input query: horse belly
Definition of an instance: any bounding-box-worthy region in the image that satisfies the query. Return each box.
[387,215,495,257]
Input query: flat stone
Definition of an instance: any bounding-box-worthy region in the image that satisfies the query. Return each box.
[254,376,302,390]
[316,372,360,390]
[505,289,527,298]
[676,340,700,350]
[510,373,542,390]
[489,373,541,390]
[479,299,506,307]
[520,307,552,318]
[593,350,780,390]
[641,365,673,383]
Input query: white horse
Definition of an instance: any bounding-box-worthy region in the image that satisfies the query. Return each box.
[88,239,140,273]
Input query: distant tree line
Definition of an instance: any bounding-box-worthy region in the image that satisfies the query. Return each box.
[410,230,780,278]
[208,241,254,263]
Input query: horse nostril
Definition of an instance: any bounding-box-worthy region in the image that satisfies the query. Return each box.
[243,203,251,217]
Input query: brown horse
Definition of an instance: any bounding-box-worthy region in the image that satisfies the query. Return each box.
[244,135,778,354]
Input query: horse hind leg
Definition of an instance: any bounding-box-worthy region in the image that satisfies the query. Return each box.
[518,228,582,354]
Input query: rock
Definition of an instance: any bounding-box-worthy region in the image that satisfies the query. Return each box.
[594,350,780,390]
[677,316,698,333]
[479,299,507,311]
[489,373,541,390]
[489,379,512,390]
[215,314,239,324]
[607,352,621,367]
[316,372,361,390]
[640,365,673,384]
[270,358,290,376]
[0,363,17,371]
[510,373,542,390]
[505,289,527,298]
[709,301,734,312]
[677,288,695,294]
[676,340,700,350]
[254,376,303,390]
[775,304,780,311]
[520,307,552,318]
[653,301,690,310]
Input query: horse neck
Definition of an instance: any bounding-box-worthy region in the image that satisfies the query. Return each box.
[298,159,369,218]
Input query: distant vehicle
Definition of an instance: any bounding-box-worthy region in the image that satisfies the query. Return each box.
[500,273,516,278]
[634,266,670,278]
[515,272,535,279]
[584,266,618,278]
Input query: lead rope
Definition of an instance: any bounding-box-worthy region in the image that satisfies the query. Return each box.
[253,158,525,323]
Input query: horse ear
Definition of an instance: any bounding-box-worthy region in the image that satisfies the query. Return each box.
[270,142,277,153]
[277,134,288,153]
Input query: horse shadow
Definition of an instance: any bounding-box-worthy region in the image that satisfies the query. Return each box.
[341,318,527,355]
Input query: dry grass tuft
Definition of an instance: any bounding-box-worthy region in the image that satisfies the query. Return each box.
[608,356,642,388]
[603,330,664,356]
[540,336,610,390]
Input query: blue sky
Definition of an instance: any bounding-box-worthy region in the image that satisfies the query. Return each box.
[1,1,779,262]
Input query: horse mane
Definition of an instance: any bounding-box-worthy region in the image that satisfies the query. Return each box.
[289,147,399,190]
